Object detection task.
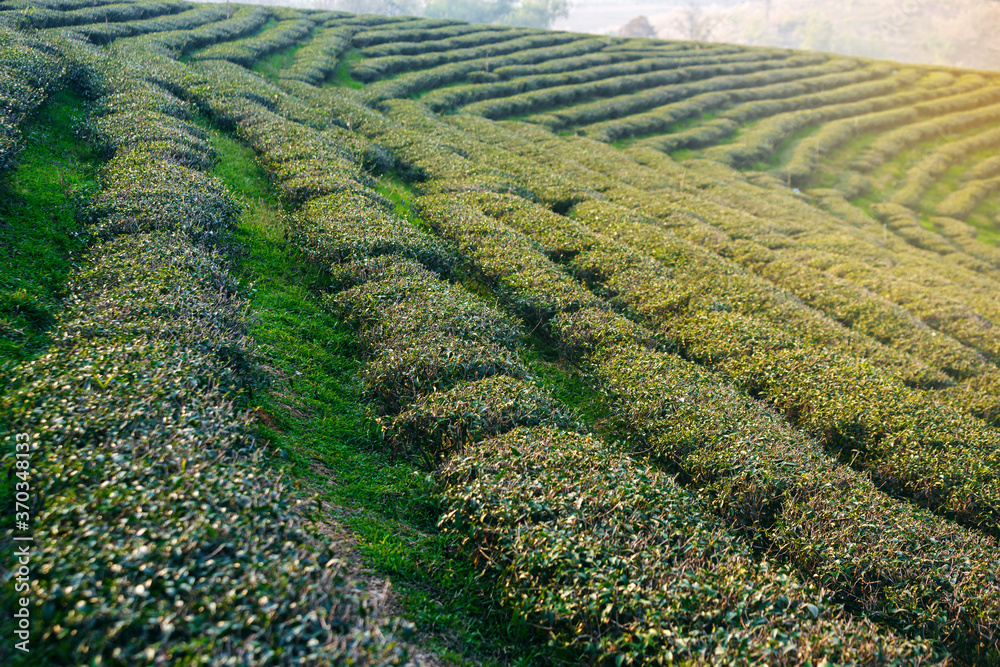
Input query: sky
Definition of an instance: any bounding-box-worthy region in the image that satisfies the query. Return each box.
[553,0,1000,71]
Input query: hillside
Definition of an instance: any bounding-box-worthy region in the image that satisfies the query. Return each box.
[1,2,1000,665]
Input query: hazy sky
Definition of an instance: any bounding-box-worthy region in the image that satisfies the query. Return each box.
[554,0,1000,71]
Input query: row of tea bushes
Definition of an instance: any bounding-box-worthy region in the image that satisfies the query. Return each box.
[871,202,1000,293]
[783,105,921,186]
[330,248,930,663]
[477,191,948,388]
[277,23,352,86]
[967,153,1000,180]
[348,17,469,48]
[936,176,1000,219]
[353,31,591,89]
[407,190,998,661]
[419,44,767,112]
[558,319,1000,663]
[701,69,962,167]
[0,231,409,665]
[718,68,956,127]
[603,61,900,151]
[622,172,997,384]
[416,194,602,321]
[0,26,67,172]
[126,4,270,58]
[25,0,186,30]
[621,172,1000,417]
[746,241,989,381]
[0,33,412,664]
[360,25,527,59]
[693,154,1000,281]
[386,375,581,461]
[871,202,971,257]
[180,57,524,421]
[612,157,1000,364]
[852,83,1000,172]
[489,44,693,79]
[445,191,1000,533]
[461,54,807,120]
[67,3,229,46]
[294,191,454,274]
[186,56,334,128]
[364,107,1000,392]
[373,100,595,209]
[438,425,947,665]
[74,42,237,242]
[331,258,527,415]
[578,58,865,142]
[141,18,1000,659]
[305,201,940,664]
[361,37,610,103]
[190,14,315,69]
[793,75,998,184]
[575,196,987,383]
[89,91,214,168]
[892,125,1000,209]
[172,54,950,662]
[188,68,374,204]
[2,0,125,10]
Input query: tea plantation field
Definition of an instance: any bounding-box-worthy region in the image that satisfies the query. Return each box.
[1,1,999,665]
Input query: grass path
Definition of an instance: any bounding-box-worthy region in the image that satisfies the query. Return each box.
[206,123,551,666]
[0,89,99,366]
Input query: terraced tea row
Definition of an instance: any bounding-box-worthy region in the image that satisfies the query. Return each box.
[3,3,1000,664]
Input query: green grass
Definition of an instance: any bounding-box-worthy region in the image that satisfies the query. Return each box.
[251,39,306,83]
[767,123,820,172]
[0,88,101,533]
[329,48,363,89]
[965,194,1000,246]
[523,334,611,431]
[375,173,435,234]
[204,123,552,666]
[0,88,100,367]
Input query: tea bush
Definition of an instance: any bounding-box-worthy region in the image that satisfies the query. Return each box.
[0,27,67,172]
[191,15,315,68]
[295,191,454,273]
[557,322,1000,661]
[438,426,946,665]
[277,24,352,85]
[937,176,1000,219]
[386,375,581,461]
[331,258,527,413]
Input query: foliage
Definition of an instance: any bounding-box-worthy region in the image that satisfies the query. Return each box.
[8,3,1000,663]
[0,89,98,364]
[439,426,946,665]
[424,0,569,30]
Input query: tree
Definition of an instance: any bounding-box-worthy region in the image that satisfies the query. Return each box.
[424,0,569,29]
[337,0,421,15]
[799,12,833,51]
[424,0,513,24]
[500,0,569,29]
[619,16,657,39]
[675,0,719,41]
